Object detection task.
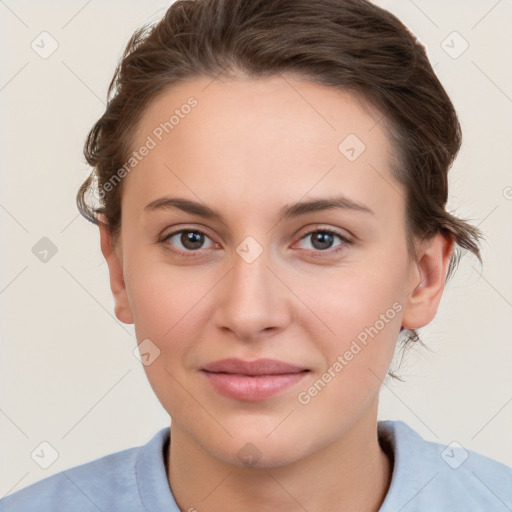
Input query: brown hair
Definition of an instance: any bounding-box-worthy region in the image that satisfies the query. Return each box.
[77,0,483,375]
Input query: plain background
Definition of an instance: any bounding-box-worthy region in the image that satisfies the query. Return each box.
[1,0,511,496]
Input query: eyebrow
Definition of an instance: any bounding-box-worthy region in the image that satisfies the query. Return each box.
[144,195,375,223]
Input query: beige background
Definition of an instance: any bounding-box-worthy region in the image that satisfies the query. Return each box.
[1,0,511,496]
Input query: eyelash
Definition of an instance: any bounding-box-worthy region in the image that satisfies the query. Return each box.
[159,226,352,259]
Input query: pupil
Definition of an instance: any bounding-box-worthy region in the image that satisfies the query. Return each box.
[182,231,204,249]
[313,232,333,250]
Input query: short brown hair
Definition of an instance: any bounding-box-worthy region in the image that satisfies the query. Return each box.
[77,0,483,375]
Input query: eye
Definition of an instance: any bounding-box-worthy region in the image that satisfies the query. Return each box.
[295,228,351,254]
[160,228,216,256]
[159,226,351,258]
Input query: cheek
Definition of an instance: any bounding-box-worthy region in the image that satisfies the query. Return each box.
[293,272,403,429]
[125,256,210,339]
[296,251,407,390]
[299,260,405,342]
[125,264,211,420]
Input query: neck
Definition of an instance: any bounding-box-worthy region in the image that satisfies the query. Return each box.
[166,405,393,512]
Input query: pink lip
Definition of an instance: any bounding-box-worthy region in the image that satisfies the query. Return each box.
[201,358,309,401]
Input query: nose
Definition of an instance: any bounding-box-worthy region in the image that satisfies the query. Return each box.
[212,244,291,342]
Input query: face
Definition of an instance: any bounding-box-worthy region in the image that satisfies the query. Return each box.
[101,74,452,468]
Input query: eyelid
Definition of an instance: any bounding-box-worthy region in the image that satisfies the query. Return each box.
[159,224,217,242]
[296,224,352,241]
[162,226,215,240]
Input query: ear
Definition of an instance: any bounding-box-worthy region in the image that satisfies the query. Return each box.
[401,231,455,330]
[98,215,134,325]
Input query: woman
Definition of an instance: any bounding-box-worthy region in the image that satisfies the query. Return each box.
[2,0,511,510]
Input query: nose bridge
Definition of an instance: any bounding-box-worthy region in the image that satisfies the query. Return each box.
[213,237,289,339]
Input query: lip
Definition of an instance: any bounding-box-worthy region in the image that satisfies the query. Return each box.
[201,358,309,401]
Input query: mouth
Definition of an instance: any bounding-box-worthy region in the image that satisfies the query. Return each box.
[201,358,310,401]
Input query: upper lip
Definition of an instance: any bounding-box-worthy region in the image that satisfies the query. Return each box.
[202,358,308,376]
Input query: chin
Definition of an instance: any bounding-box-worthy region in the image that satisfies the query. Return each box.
[201,428,309,469]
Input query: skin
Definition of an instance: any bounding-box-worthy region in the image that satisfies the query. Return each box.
[99,74,454,512]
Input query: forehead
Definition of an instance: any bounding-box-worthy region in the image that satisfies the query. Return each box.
[124,74,403,222]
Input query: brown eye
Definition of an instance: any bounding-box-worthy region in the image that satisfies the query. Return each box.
[297,229,349,252]
[161,229,215,254]
[309,231,336,250]
[180,231,206,250]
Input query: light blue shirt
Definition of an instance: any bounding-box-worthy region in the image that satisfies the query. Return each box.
[1,420,511,511]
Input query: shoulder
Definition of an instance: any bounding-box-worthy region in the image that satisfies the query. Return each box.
[378,420,512,512]
[0,428,170,512]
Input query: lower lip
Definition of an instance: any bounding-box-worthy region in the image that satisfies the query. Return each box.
[201,370,308,401]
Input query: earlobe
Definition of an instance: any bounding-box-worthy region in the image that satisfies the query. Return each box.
[98,215,134,325]
[401,232,455,330]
